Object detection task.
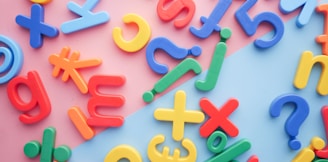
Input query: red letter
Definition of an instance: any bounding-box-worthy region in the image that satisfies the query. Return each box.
[87,75,125,127]
[157,0,195,28]
[7,71,51,124]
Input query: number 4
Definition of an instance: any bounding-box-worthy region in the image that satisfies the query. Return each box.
[235,0,284,48]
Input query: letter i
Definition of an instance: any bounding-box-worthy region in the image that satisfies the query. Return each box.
[68,107,95,140]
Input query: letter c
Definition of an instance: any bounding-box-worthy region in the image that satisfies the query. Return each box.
[113,13,151,53]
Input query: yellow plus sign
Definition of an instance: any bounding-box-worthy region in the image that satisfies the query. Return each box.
[154,90,205,141]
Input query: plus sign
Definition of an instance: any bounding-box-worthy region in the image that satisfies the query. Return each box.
[199,98,239,138]
[15,4,58,48]
[154,90,205,141]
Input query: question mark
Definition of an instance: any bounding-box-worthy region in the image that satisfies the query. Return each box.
[146,37,202,75]
[269,93,309,150]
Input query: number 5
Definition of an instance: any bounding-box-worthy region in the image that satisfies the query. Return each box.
[235,0,284,48]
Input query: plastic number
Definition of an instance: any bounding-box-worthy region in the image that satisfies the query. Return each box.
[235,0,284,48]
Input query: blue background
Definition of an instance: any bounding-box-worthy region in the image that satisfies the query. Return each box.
[70,10,328,162]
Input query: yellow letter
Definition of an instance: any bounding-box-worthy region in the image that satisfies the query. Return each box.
[294,51,328,95]
[147,134,197,162]
[113,13,151,53]
[104,145,142,162]
[292,137,325,162]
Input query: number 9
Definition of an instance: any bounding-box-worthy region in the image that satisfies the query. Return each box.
[235,0,284,48]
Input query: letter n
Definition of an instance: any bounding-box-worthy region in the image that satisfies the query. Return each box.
[294,51,328,95]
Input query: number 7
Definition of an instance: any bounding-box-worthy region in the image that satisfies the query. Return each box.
[235,0,284,48]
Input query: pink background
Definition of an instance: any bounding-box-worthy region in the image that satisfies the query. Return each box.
[0,0,296,161]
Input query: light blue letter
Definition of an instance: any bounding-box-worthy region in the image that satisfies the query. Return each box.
[61,0,110,34]
[280,0,317,28]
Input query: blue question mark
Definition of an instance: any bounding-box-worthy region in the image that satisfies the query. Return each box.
[146,37,202,75]
[269,94,309,150]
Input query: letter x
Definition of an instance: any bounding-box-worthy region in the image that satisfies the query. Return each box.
[199,98,239,138]
[15,4,58,48]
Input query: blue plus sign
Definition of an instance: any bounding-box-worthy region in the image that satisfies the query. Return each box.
[16,4,59,49]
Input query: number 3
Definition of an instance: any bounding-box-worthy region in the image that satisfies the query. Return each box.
[235,0,284,48]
